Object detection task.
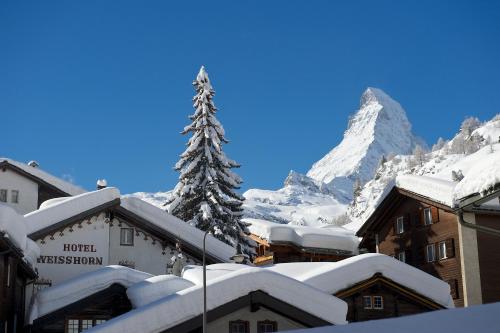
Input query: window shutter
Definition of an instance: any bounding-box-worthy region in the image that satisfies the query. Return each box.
[446,238,455,258]
[431,206,439,223]
[405,250,412,264]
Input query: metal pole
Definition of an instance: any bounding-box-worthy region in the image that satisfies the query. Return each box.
[203,230,209,333]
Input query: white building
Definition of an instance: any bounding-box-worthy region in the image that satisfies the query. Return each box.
[23,187,236,286]
[0,158,86,215]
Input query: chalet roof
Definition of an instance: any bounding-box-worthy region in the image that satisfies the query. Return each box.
[0,158,86,196]
[245,218,359,254]
[181,253,454,309]
[396,175,456,207]
[29,265,153,324]
[24,188,236,263]
[86,267,347,333]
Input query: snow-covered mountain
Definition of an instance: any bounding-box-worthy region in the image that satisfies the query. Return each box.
[307,87,424,197]
[241,87,425,227]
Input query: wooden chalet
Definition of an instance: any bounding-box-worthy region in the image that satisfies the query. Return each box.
[357,175,500,307]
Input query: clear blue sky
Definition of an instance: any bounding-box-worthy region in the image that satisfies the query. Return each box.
[2,1,499,194]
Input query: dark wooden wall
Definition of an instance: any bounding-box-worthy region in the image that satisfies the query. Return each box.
[340,281,434,322]
[374,197,464,307]
[271,244,351,263]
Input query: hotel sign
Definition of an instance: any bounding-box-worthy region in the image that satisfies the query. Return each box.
[37,243,104,265]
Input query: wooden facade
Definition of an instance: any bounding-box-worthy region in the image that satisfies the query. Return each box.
[0,233,37,333]
[357,187,500,307]
[335,274,444,322]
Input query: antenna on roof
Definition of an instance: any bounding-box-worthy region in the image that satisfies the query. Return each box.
[27,160,39,168]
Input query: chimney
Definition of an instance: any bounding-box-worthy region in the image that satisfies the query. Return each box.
[96,179,108,190]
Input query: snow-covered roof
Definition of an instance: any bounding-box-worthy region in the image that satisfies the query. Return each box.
[87,267,347,333]
[0,204,40,267]
[288,302,500,333]
[24,187,120,236]
[120,197,236,262]
[396,175,457,207]
[453,151,500,201]
[245,218,359,254]
[29,265,153,323]
[181,253,454,309]
[126,275,195,308]
[0,158,86,196]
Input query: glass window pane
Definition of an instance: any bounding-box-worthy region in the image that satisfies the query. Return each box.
[424,208,433,225]
[81,319,93,331]
[11,190,19,204]
[363,296,372,309]
[67,319,79,333]
[373,296,384,309]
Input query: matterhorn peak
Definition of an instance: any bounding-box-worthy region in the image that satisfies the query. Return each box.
[307,87,425,199]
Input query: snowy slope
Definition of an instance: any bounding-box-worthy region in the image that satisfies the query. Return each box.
[346,115,500,231]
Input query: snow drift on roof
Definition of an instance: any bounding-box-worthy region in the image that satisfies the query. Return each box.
[245,218,359,253]
[0,158,86,196]
[182,253,454,309]
[396,175,456,207]
[24,188,120,235]
[454,151,500,201]
[120,197,236,262]
[0,203,27,250]
[87,267,347,333]
[289,302,500,333]
[126,275,195,308]
[29,265,153,323]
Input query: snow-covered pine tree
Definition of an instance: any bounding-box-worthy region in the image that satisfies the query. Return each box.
[167,66,255,258]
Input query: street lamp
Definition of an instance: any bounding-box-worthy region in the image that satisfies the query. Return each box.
[203,234,247,333]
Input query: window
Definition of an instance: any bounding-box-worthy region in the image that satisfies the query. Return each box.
[397,251,406,263]
[257,320,277,333]
[426,244,436,262]
[438,241,447,260]
[81,319,93,331]
[10,190,19,204]
[120,228,134,246]
[229,320,249,333]
[424,208,433,225]
[396,216,405,234]
[0,189,6,203]
[66,319,107,333]
[373,296,384,309]
[363,296,372,309]
[67,319,79,333]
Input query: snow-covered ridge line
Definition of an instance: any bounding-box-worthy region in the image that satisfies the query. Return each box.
[396,175,456,207]
[24,187,120,235]
[87,267,348,333]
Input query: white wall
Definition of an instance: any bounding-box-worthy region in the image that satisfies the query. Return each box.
[0,169,39,214]
[208,306,306,333]
[35,213,110,285]
[108,217,199,275]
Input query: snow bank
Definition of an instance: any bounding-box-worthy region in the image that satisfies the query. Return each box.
[87,268,348,333]
[454,151,500,201]
[24,188,120,235]
[245,218,359,253]
[120,197,236,262]
[126,275,195,308]
[29,265,152,323]
[287,302,500,333]
[396,175,456,207]
[0,158,86,196]
[182,254,454,309]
